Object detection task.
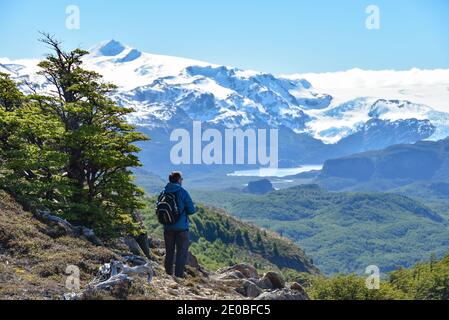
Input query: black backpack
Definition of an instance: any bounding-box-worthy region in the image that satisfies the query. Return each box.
[156,191,181,226]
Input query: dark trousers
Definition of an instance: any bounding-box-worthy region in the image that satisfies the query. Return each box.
[164,229,189,278]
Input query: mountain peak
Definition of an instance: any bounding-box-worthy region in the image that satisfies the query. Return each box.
[92,39,126,56]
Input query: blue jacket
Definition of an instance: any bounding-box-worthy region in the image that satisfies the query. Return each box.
[162,182,197,231]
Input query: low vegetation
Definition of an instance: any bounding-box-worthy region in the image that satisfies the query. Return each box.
[299,250,449,300]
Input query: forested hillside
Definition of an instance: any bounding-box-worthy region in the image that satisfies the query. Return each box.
[192,185,449,274]
[141,197,318,274]
[318,138,449,191]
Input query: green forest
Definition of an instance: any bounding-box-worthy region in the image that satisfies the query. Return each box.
[192,184,449,274]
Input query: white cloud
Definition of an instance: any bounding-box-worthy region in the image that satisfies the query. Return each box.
[284,68,449,112]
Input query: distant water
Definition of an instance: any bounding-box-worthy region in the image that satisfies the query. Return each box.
[227,165,322,178]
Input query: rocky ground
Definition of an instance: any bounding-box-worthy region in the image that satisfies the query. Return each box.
[0,190,308,300]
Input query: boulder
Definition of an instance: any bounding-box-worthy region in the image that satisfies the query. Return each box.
[235,279,263,298]
[262,271,285,289]
[253,276,273,290]
[218,270,246,280]
[255,288,309,300]
[218,263,258,279]
[230,270,246,279]
[290,282,307,295]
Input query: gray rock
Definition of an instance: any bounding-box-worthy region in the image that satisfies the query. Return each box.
[255,288,309,300]
[218,270,246,280]
[290,282,307,295]
[253,276,274,290]
[235,279,263,298]
[262,271,285,289]
[218,263,258,279]
[79,227,103,246]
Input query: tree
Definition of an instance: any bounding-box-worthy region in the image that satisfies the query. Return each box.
[0,73,69,210]
[430,252,437,271]
[0,72,22,162]
[243,230,251,248]
[272,242,279,256]
[38,34,149,236]
[234,229,244,246]
[0,34,149,238]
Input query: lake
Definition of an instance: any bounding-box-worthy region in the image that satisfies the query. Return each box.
[227,165,322,178]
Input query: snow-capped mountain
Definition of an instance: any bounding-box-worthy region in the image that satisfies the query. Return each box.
[305,98,449,143]
[1,40,449,173]
[84,40,333,133]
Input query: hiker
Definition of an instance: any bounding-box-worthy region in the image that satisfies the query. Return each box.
[156,171,197,278]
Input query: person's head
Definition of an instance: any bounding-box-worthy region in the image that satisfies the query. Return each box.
[169,171,183,185]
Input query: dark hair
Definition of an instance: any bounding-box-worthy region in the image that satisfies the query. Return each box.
[169,171,183,183]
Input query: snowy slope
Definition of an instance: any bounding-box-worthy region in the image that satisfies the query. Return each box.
[81,41,332,132]
[304,98,449,143]
[2,40,449,147]
[288,68,449,143]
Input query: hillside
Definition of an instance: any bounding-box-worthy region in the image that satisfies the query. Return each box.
[0,191,116,299]
[141,197,318,274]
[318,138,449,192]
[191,185,449,275]
[0,190,316,299]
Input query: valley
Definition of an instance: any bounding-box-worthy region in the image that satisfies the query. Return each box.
[188,184,449,275]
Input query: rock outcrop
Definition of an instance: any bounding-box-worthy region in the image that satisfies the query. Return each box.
[256,288,309,300]
[215,264,308,300]
[262,271,285,289]
[243,179,275,195]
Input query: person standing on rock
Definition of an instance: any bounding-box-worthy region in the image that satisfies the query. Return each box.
[156,171,197,278]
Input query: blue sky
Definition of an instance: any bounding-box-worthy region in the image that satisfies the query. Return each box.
[0,0,448,73]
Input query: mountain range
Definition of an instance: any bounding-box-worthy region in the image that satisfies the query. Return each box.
[2,40,449,174]
[318,137,449,192]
